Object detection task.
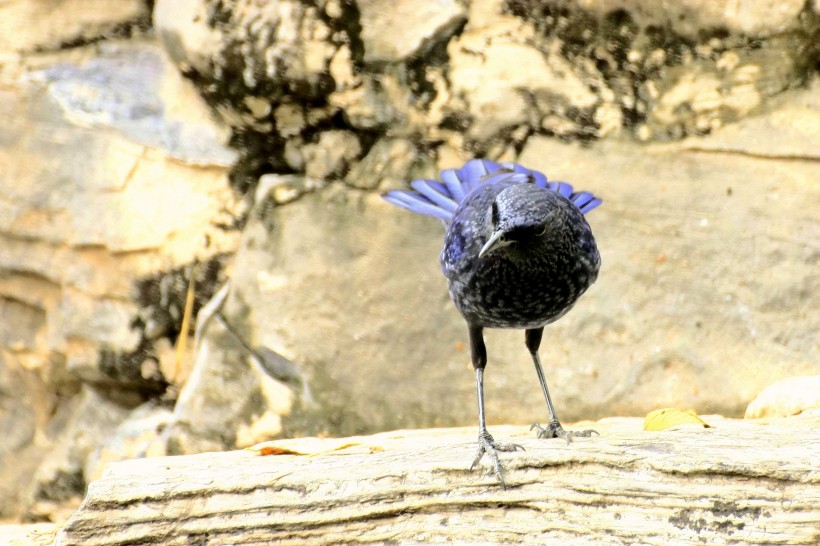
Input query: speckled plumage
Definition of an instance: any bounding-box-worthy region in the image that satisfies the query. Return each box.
[383,159,602,487]
[442,180,599,329]
[385,159,601,330]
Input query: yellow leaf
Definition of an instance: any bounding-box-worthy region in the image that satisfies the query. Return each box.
[644,408,710,431]
[248,437,381,456]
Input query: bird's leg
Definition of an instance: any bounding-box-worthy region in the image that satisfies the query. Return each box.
[525,328,597,443]
[468,326,524,488]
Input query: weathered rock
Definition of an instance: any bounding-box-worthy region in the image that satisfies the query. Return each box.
[0,39,239,421]
[344,138,434,190]
[575,0,807,38]
[154,0,344,126]
[0,0,148,54]
[0,352,46,518]
[504,0,818,140]
[152,0,223,75]
[0,39,239,519]
[516,136,819,418]
[0,524,58,546]
[284,130,362,179]
[83,401,174,483]
[54,417,820,545]
[328,72,414,132]
[357,0,467,63]
[163,308,298,453]
[153,0,818,155]
[21,386,135,522]
[213,184,466,437]
[448,18,611,141]
[255,174,327,206]
[2,0,819,528]
[745,376,820,419]
[197,107,818,439]
[675,78,820,159]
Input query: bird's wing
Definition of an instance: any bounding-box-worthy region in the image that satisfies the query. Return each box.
[382,159,602,222]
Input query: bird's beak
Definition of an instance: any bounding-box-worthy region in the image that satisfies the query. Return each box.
[478,230,510,259]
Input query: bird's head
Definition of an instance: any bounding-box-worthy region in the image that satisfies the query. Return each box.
[479,184,564,259]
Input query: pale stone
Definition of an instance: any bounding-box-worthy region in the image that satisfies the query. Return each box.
[153,0,223,74]
[329,77,402,131]
[158,0,347,133]
[448,26,600,141]
[358,0,467,63]
[745,376,820,419]
[517,136,819,417]
[55,418,820,545]
[256,174,327,206]
[0,39,240,519]
[575,0,806,38]
[205,130,819,436]
[2,0,819,526]
[345,138,434,190]
[675,80,820,159]
[300,130,362,180]
[0,354,42,518]
[83,403,174,483]
[0,524,58,546]
[0,297,45,349]
[274,102,306,138]
[29,42,236,167]
[0,0,147,54]
[22,386,133,520]
[166,316,294,453]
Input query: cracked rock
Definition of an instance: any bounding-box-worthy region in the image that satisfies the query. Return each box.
[358,0,468,63]
[345,138,434,191]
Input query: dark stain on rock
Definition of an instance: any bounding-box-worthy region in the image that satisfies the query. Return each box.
[669,499,764,536]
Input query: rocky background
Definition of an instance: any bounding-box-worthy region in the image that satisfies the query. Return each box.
[0,0,818,523]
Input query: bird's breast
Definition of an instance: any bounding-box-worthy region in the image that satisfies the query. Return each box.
[449,250,598,329]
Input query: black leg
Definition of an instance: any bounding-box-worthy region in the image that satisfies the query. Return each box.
[525,328,597,442]
[468,326,523,488]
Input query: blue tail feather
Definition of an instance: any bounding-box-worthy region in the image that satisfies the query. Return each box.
[577,197,602,214]
[506,162,549,188]
[440,169,466,201]
[383,159,601,222]
[570,191,595,208]
[410,180,458,212]
[382,190,453,222]
[547,181,573,199]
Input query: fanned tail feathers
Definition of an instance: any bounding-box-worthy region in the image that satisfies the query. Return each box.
[382,159,602,223]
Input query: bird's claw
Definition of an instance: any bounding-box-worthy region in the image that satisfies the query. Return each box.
[531,419,598,445]
[471,430,525,489]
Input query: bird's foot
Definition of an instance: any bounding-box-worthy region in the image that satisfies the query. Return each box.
[470,430,525,489]
[531,419,598,445]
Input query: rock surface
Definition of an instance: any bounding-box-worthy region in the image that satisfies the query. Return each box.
[54,416,820,545]
[0,524,58,546]
[1,0,818,526]
[206,120,818,436]
[0,39,239,519]
[357,0,467,63]
[0,0,148,54]
[745,375,820,419]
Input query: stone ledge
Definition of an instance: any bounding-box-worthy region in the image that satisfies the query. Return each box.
[54,416,820,545]
[0,523,58,546]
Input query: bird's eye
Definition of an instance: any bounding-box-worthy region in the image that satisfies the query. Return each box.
[491,201,500,226]
[535,224,548,237]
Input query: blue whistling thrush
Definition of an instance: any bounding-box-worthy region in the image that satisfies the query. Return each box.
[383,159,602,487]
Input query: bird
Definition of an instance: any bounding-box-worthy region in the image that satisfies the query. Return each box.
[382,158,602,486]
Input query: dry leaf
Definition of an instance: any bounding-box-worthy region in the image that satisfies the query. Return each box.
[644,408,710,431]
[248,437,382,457]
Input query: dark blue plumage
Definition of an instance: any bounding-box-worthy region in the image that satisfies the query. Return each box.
[383,159,602,487]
